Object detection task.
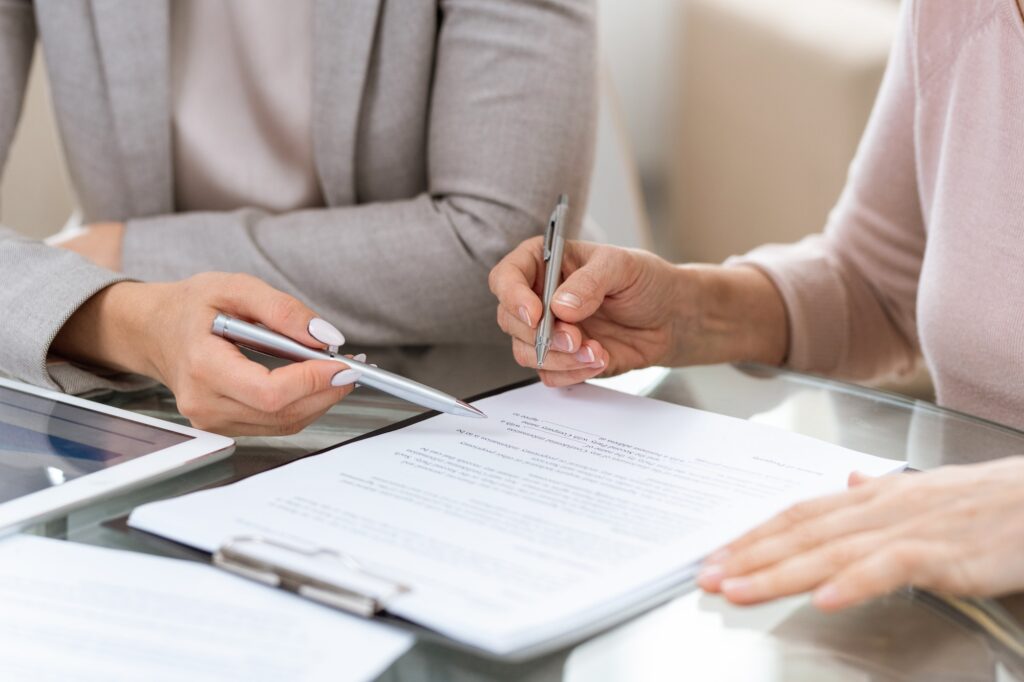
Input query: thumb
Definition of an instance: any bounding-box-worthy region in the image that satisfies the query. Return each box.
[550,248,635,323]
[216,274,344,349]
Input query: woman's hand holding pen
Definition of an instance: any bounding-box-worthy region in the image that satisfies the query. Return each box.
[52,273,360,436]
[488,237,789,386]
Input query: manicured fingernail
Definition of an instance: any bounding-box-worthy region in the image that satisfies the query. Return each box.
[553,331,574,352]
[331,369,360,387]
[813,584,842,609]
[353,353,367,363]
[574,346,595,363]
[308,318,345,347]
[698,564,725,588]
[720,577,754,599]
[518,306,533,327]
[555,292,583,309]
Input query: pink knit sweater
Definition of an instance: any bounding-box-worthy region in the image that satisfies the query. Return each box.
[741,0,1024,429]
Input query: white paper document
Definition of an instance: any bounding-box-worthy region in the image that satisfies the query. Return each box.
[130,382,905,655]
[0,536,413,682]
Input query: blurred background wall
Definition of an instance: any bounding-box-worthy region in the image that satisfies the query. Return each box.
[0,0,927,395]
[0,48,75,240]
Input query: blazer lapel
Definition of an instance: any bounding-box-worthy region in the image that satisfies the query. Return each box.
[91,0,173,217]
[312,0,382,207]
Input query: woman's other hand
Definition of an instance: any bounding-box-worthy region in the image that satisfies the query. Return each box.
[52,272,357,436]
[698,457,1024,610]
[488,237,789,387]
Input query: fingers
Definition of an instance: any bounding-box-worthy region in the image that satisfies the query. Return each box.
[211,348,349,412]
[549,248,638,324]
[189,381,354,436]
[489,236,546,332]
[715,531,886,605]
[209,273,343,349]
[711,482,883,561]
[497,304,584,351]
[511,337,607,373]
[176,335,362,434]
[538,366,608,387]
[702,500,900,591]
[813,541,945,611]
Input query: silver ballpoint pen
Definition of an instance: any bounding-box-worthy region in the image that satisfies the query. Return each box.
[211,314,486,418]
[535,194,569,367]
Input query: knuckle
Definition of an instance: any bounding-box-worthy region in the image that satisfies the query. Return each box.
[887,544,924,575]
[496,305,511,333]
[511,341,533,368]
[487,265,502,294]
[823,541,859,570]
[790,523,821,550]
[273,402,304,428]
[571,270,601,297]
[174,392,201,420]
[304,364,330,393]
[267,294,299,327]
[781,502,812,525]
[223,272,256,295]
[271,420,302,437]
[253,385,286,413]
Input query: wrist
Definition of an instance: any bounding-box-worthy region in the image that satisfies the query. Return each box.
[673,264,788,366]
[51,281,164,378]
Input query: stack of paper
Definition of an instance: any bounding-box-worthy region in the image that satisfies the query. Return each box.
[0,536,413,681]
[130,382,904,656]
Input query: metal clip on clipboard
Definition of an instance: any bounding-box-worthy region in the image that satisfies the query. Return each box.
[214,536,411,618]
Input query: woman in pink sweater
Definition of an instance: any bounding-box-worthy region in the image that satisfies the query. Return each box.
[489,0,1024,609]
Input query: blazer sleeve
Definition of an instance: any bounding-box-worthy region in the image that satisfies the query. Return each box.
[0,1,141,394]
[120,0,598,347]
[731,0,925,381]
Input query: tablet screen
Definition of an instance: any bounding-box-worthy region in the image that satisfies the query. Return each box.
[0,385,192,504]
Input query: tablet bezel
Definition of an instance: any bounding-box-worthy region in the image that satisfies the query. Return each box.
[0,377,234,536]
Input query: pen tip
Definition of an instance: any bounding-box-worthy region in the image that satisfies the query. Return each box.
[457,401,487,418]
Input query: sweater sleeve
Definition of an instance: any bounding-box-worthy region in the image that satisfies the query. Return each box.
[732,0,925,381]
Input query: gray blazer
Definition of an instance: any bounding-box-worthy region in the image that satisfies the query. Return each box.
[0,0,596,394]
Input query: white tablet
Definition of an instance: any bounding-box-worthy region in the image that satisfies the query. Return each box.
[0,377,234,535]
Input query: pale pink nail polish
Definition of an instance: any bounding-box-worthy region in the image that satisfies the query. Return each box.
[518,306,533,327]
[574,346,595,363]
[721,577,754,599]
[556,292,583,309]
[353,353,367,363]
[554,331,573,352]
[308,318,345,347]
[331,369,360,387]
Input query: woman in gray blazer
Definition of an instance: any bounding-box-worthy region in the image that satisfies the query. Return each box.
[0,0,596,435]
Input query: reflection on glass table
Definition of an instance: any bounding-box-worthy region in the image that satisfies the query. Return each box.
[25,360,1024,682]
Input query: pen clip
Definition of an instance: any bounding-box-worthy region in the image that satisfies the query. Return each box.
[542,195,568,261]
[542,213,557,262]
[214,535,411,618]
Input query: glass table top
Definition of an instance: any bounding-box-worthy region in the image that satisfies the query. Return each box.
[23,356,1024,682]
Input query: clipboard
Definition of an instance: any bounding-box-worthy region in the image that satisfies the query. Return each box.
[210,533,698,663]
[124,377,700,663]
